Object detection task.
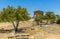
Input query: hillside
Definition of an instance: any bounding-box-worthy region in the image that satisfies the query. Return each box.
[0,19,60,39]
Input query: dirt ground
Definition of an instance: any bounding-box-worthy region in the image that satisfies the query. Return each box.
[0,21,60,39]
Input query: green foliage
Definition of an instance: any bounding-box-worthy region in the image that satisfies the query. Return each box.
[0,5,30,32]
[57,17,60,21]
[35,15,43,25]
[0,6,30,22]
[56,16,60,24]
[44,11,56,24]
[55,15,60,21]
[45,12,56,19]
[50,19,55,24]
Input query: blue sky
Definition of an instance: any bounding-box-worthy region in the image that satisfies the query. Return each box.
[0,0,60,17]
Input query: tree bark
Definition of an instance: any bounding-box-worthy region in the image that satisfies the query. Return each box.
[14,27,18,33]
[11,20,19,33]
[11,21,15,28]
[15,20,19,33]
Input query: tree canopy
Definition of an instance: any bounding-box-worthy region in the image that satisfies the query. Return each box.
[45,12,56,19]
[0,6,30,33]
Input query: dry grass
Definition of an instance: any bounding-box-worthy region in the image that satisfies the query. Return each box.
[0,20,60,39]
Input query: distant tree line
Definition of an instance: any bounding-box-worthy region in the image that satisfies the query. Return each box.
[34,10,60,25]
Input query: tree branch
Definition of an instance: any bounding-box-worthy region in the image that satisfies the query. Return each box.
[11,21,15,28]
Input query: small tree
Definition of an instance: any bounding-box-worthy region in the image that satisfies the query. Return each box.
[0,6,30,33]
[55,15,60,21]
[56,15,60,24]
[45,11,56,24]
[35,15,44,25]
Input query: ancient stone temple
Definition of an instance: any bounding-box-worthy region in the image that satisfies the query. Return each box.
[34,10,44,17]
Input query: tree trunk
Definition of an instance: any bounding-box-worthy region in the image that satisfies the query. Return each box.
[46,19,49,24]
[14,27,18,33]
[15,20,20,33]
[11,21,19,33]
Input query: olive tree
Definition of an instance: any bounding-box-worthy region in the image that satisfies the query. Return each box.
[0,6,30,33]
[45,11,56,24]
[35,15,44,25]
